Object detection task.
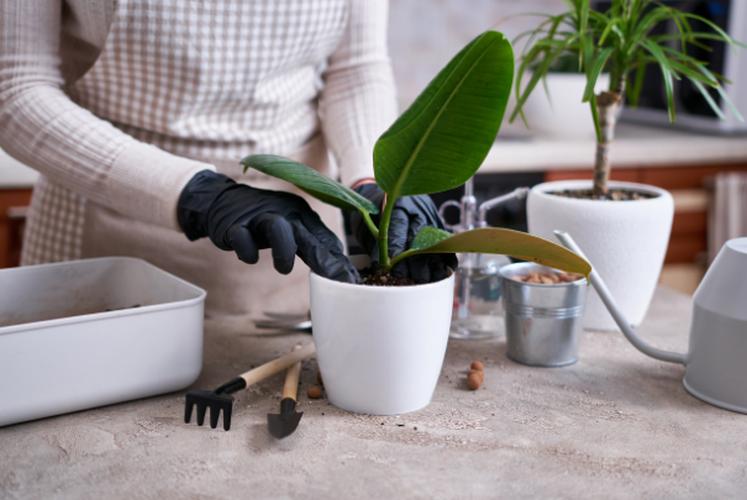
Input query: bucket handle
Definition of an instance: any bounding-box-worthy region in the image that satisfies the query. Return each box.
[554,230,686,366]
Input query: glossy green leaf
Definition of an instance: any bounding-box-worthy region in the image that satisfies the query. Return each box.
[410,226,452,251]
[582,47,613,102]
[641,39,676,122]
[689,78,725,120]
[373,31,514,198]
[241,154,378,214]
[393,227,591,277]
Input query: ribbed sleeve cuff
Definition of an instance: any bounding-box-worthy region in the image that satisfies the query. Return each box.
[106,141,216,231]
[337,145,376,187]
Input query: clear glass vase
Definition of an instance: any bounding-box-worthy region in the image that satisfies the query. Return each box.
[450,252,510,340]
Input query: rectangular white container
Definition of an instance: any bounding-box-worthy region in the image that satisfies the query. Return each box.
[0,257,206,427]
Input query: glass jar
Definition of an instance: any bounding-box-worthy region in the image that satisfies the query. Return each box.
[450,252,510,339]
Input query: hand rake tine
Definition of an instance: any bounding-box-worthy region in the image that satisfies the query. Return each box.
[223,405,232,431]
[209,405,221,429]
[196,402,207,426]
[183,343,316,431]
[184,397,195,424]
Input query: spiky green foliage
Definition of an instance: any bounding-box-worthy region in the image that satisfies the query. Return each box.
[511,0,743,194]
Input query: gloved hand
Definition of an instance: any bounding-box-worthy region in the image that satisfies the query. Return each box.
[178,170,359,283]
[347,182,457,283]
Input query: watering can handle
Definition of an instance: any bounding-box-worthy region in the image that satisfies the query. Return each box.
[554,230,686,366]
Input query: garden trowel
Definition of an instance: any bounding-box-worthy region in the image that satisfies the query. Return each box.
[267,345,304,438]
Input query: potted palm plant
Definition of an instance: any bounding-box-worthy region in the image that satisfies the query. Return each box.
[511,0,742,330]
[521,54,609,139]
[242,31,590,415]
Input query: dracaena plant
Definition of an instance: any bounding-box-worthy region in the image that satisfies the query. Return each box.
[511,0,744,197]
[242,31,591,282]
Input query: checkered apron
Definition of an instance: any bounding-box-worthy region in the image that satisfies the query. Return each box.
[23,0,350,318]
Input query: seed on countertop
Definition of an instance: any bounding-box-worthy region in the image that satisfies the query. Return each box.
[468,369,484,383]
[470,360,484,371]
[467,371,483,390]
[307,385,323,399]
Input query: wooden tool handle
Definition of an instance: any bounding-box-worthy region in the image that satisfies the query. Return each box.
[282,345,304,401]
[239,342,315,387]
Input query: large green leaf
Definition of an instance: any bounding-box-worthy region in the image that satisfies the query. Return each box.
[394,226,591,276]
[241,154,378,214]
[373,31,514,198]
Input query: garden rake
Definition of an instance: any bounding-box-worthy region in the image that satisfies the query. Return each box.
[184,342,315,431]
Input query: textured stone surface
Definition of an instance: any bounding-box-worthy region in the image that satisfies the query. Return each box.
[2,287,746,499]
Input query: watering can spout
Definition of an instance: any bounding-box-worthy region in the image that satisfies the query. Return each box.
[554,231,687,366]
[556,232,747,414]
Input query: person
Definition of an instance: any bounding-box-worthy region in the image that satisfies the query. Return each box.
[0,0,454,318]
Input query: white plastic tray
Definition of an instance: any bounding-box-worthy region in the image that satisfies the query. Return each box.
[0,257,206,426]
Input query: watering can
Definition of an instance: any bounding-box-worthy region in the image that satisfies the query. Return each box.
[556,231,747,414]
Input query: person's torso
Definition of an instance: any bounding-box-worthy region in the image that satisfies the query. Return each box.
[60,0,349,160]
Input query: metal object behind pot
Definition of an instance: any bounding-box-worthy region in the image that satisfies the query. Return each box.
[439,180,529,340]
[500,262,587,367]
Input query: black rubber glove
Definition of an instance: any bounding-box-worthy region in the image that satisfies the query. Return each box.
[347,183,457,284]
[178,170,359,283]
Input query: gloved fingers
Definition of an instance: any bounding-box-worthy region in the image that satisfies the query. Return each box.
[411,195,444,228]
[443,252,459,270]
[253,213,297,274]
[429,253,457,282]
[392,252,456,283]
[387,207,411,258]
[298,210,344,250]
[404,209,428,250]
[291,219,360,284]
[405,255,433,284]
[228,224,259,264]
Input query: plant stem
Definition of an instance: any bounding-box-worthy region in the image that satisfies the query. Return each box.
[389,248,418,269]
[377,195,396,270]
[361,211,379,239]
[592,90,623,197]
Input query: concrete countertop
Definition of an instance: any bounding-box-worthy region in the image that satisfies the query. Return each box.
[1,286,745,499]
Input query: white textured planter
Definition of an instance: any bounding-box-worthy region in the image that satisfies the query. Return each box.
[527,180,674,331]
[522,73,609,139]
[309,272,454,415]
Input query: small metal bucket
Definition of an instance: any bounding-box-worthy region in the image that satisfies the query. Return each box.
[500,262,587,367]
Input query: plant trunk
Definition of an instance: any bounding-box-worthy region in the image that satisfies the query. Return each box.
[593,91,623,197]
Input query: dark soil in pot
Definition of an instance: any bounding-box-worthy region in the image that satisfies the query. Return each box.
[360,266,416,287]
[550,188,657,201]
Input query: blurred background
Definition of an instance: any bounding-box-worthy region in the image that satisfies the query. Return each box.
[389,0,565,107]
[1,0,746,294]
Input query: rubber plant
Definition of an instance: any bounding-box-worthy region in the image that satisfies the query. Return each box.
[511,0,743,197]
[242,30,591,282]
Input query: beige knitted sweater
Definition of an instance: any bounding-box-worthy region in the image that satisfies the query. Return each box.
[0,0,396,270]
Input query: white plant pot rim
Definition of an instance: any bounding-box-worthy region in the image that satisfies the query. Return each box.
[531,180,670,204]
[310,270,454,291]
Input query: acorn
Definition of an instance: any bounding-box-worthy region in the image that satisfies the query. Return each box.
[467,371,483,390]
[307,385,323,399]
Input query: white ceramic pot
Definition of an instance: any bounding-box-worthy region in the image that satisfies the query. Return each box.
[309,272,455,415]
[522,73,610,139]
[527,180,674,331]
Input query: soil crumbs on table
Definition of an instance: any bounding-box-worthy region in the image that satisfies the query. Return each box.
[551,188,655,201]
